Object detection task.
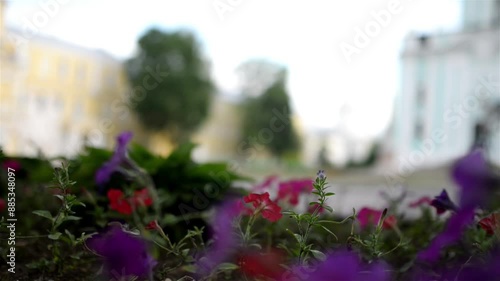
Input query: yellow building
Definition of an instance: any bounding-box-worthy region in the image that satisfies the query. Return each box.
[0,1,303,162]
[0,1,137,157]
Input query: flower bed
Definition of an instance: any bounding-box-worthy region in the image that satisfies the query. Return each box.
[0,132,499,281]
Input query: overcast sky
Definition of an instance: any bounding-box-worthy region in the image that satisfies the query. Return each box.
[4,0,462,138]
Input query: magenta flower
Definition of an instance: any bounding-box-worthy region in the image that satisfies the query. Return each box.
[1,159,21,171]
[430,189,457,215]
[253,175,279,191]
[86,225,156,278]
[95,131,134,185]
[357,207,396,230]
[277,179,313,206]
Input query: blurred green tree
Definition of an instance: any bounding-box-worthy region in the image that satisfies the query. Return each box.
[125,28,214,142]
[239,61,300,159]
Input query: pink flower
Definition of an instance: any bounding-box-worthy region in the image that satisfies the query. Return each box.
[253,175,279,191]
[243,192,282,222]
[357,208,396,230]
[277,179,313,206]
[409,196,432,208]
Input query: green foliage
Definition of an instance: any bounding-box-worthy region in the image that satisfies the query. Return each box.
[29,163,91,273]
[240,61,299,158]
[283,172,355,265]
[346,142,380,168]
[126,28,214,141]
[65,142,246,242]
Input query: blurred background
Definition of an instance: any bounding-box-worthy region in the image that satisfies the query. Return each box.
[0,0,499,212]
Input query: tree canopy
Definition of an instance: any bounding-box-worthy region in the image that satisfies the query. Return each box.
[239,61,300,158]
[125,28,214,142]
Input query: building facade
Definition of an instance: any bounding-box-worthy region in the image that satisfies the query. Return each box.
[0,1,135,157]
[387,0,500,171]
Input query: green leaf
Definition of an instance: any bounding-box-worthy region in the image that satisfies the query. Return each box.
[309,202,320,206]
[54,194,65,201]
[33,210,53,221]
[249,243,262,250]
[48,232,62,240]
[325,192,335,196]
[63,216,81,221]
[76,202,86,207]
[293,234,302,244]
[65,229,75,242]
[324,206,333,213]
[316,224,338,241]
[182,264,197,273]
[217,262,239,271]
[310,249,327,261]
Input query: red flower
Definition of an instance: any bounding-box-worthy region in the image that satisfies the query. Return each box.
[0,198,5,212]
[237,249,286,279]
[383,215,398,229]
[107,188,153,215]
[409,196,432,208]
[358,207,396,230]
[107,189,133,215]
[478,213,500,236]
[133,189,153,207]
[243,192,282,222]
[145,220,161,231]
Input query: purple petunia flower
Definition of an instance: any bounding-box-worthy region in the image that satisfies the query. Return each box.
[282,250,390,281]
[452,149,499,208]
[430,189,457,215]
[95,131,134,185]
[196,200,241,276]
[418,149,500,263]
[87,225,156,279]
[453,249,500,281]
[417,207,475,262]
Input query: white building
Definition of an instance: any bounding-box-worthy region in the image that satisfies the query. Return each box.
[386,0,500,172]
